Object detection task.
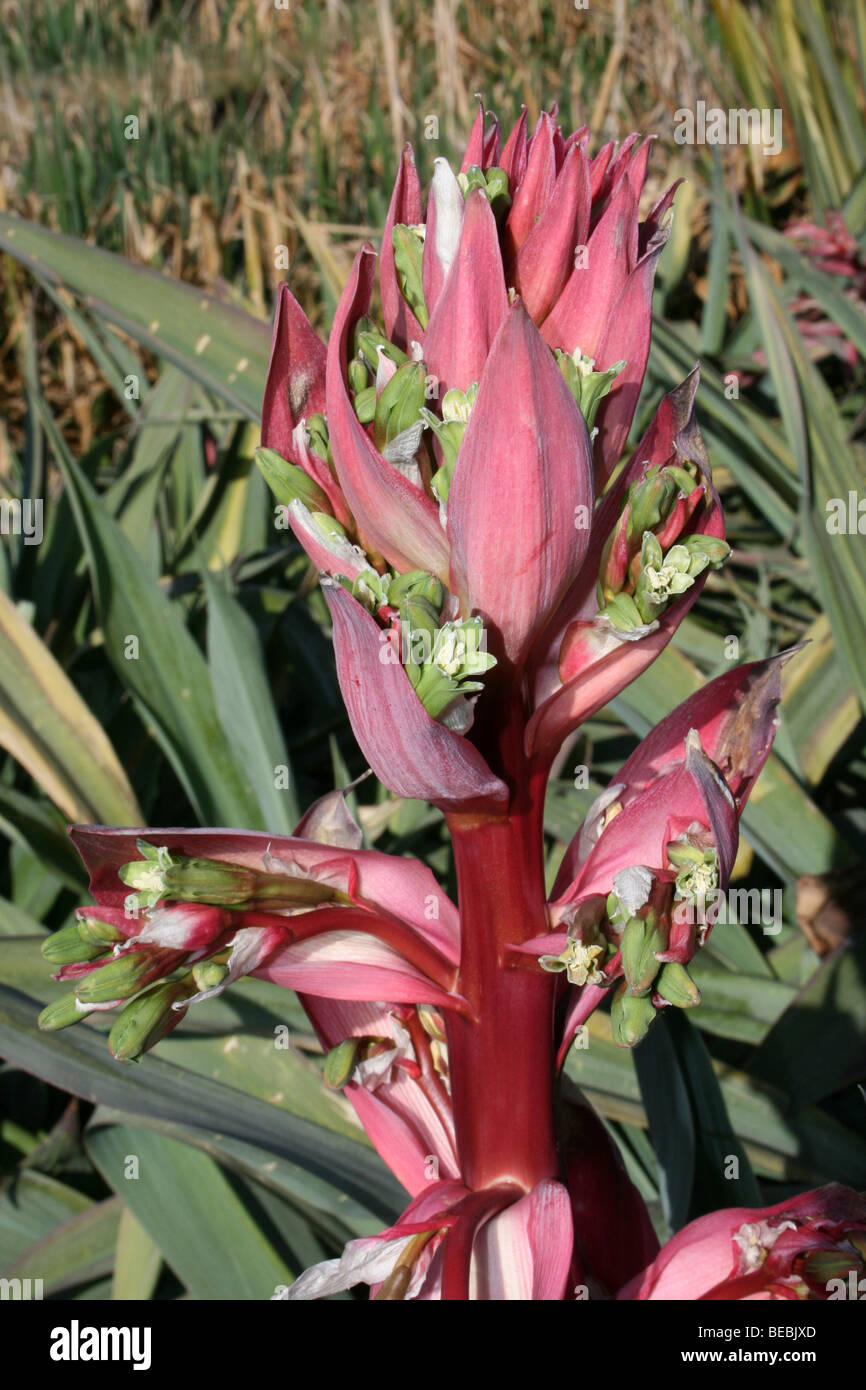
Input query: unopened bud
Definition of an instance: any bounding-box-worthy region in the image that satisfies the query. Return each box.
[655,962,701,1008]
[120,840,345,913]
[611,984,657,1048]
[392,224,428,330]
[356,325,407,373]
[41,923,107,965]
[324,1037,361,1089]
[620,913,666,996]
[626,466,681,540]
[76,915,125,946]
[387,569,445,612]
[602,592,645,632]
[255,447,330,512]
[666,841,705,869]
[305,413,331,461]
[191,960,229,992]
[38,991,92,1031]
[75,948,177,1005]
[108,980,192,1062]
[374,361,427,451]
[347,358,368,394]
[353,384,377,424]
[556,350,624,430]
[681,534,731,576]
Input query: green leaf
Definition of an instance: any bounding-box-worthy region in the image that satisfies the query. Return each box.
[33,391,264,828]
[566,1012,866,1187]
[747,933,866,1106]
[0,1169,91,1269]
[205,573,299,830]
[632,1017,695,1231]
[3,1196,120,1295]
[0,211,269,417]
[87,1125,292,1299]
[111,1206,162,1300]
[0,985,403,1225]
[0,588,141,824]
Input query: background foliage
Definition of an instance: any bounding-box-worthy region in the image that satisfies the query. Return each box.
[0,0,864,1298]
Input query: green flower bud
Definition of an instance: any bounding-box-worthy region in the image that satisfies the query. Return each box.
[601,591,645,631]
[374,361,428,451]
[347,357,369,395]
[457,164,487,197]
[655,962,701,1009]
[392,224,428,330]
[76,915,125,946]
[119,841,344,913]
[191,960,229,992]
[310,511,348,544]
[801,1249,864,1286]
[351,568,390,612]
[108,980,193,1062]
[353,384,377,425]
[611,984,657,1048]
[626,466,681,541]
[255,447,330,512]
[423,384,478,503]
[456,166,510,217]
[352,315,378,359]
[41,923,107,965]
[620,913,666,996]
[323,1037,360,1089]
[356,327,408,374]
[38,991,92,1032]
[556,350,625,430]
[387,569,445,612]
[75,949,172,1005]
[666,841,705,869]
[305,413,331,462]
[681,534,731,577]
[482,167,511,218]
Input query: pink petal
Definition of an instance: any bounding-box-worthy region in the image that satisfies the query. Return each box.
[253,930,457,1009]
[326,247,451,577]
[381,145,424,351]
[460,98,485,171]
[261,285,327,459]
[424,189,509,397]
[591,217,674,486]
[470,1180,573,1300]
[323,583,508,812]
[500,107,528,189]
[541,174,637,355]
[447,302,593,669]
[287,501,368,581]
[504,111,556,258]
[513,144,591,323]
[69,825,460,959]
[614,654,788,808]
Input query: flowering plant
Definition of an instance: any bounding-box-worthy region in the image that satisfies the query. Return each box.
[36,101,865,1301]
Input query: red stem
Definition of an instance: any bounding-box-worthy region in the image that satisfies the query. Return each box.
[444,698,560,1192]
